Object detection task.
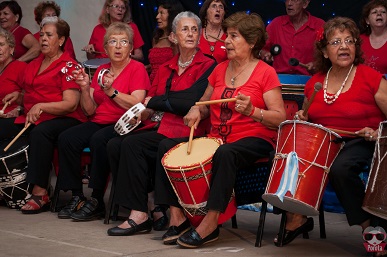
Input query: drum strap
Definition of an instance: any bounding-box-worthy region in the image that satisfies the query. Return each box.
[162,70,175,112]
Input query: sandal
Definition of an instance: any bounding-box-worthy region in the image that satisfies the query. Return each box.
[21,194,50,214]
[151,205,169,231]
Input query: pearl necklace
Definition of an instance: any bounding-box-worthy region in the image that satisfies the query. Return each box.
[323,64,353,104]
[178,54,195,68]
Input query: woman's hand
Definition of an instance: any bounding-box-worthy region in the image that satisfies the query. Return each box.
[26,104,43,125]
[102,71,115,93]
[83,44,96,54]
[235,93,254,116]
[184,106,201,129]
[3,91,21,105]
[73,68,90,91]
[356,127,378,141]
[294,109,308,121]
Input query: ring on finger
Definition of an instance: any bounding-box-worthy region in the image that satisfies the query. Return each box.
[236,104,241,108]
[370,135,373,139]
[294,114,299,120]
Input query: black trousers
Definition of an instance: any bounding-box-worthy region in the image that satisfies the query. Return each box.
[0,118,21,141]
[328,137,377,226]
[57,121,117,191]
[107,130,165,213]
[155,137,273,213]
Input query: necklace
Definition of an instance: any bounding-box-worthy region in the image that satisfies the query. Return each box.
[323,64,354,104]
[204,27,221,53]
[178,54,195,68]
[10,24,20,34]
[230,61,250,86]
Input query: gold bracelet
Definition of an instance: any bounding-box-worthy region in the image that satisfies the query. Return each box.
[259,108,264,123]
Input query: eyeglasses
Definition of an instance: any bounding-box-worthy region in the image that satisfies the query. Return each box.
[109,4,126,11]
[363,232,386,241]
[327,38,356,47]
[107,39,130,47]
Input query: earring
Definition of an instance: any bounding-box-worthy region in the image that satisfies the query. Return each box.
[174,40,178,45]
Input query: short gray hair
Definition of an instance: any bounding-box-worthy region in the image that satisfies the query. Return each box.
[172,11,202,35]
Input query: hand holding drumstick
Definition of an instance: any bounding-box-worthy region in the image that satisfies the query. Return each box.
[302,82,322,117]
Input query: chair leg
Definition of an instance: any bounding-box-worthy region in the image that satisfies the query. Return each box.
[276,211,287,247]
[319,205,327,239]
[104,180,115,224]
[255,201,268,247]
[231,214,238,228]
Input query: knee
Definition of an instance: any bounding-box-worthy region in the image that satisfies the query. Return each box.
[107,137,121,156]
[213,144,234,160]
[328,161,352,183]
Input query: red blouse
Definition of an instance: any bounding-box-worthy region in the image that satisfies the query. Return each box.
[0,60,26,113]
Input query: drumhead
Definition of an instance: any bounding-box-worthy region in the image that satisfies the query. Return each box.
[280,120,341,138]
[82,58,110,68]
[162,137,221,169]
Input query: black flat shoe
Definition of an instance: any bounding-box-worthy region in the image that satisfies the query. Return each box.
[274,217,314,247]
[177,227,219,248]
[70,198,105,221]
[151,206,168,231]
[162,219,191,245]
[58,196,86,219]
[107,218,152,236]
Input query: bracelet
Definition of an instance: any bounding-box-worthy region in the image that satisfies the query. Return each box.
[248,107,255,117]
[259,108,264,123]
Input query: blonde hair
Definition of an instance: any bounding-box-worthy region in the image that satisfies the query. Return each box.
[99,0,131,27]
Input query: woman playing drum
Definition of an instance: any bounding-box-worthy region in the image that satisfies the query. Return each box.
[105,11,216,236]
[154,12,286,248]
[280,17,387,252]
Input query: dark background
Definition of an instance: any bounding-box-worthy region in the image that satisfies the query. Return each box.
[130,0,369,64]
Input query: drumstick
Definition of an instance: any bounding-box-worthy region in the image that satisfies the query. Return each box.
[187,126,195,155]
[4,110,43,152]
[81,49,105,55]
[207,34,225,43]
[302,82,322,116]
[196,98,237,106]
[328,128,357,136]
[0,101,9,114]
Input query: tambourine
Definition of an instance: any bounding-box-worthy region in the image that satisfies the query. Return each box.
[61,61,82,81]
[114,103,146,135]
[97,68,110,89]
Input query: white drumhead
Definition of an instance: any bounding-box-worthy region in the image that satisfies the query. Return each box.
[163,137,221,167]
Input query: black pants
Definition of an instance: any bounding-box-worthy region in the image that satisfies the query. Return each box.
[328,138,375,226]
[57,121,117,191]
[107,130,165,213]
[155,137,273,213]
[0,118,21,141]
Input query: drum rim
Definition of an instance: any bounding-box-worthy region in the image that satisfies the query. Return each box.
[280,120,342,138]
[0,145,29,160]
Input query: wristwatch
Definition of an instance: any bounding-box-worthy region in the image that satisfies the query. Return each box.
[110,89,119,99]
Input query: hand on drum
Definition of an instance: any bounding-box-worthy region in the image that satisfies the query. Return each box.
[356,127,378,141]
[294,110,308,121]
[235,93,253,116]
[184,106,201,129]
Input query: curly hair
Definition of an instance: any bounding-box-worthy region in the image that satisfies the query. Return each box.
[34,1,61,25]
[0,28,15,48]
[222,12,267,59]
[153,0,184,44]
[198,0,228,28]
[359,0,387,35]
[99,0,131,27]
[314,17,364,74]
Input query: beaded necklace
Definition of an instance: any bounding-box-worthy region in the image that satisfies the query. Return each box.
[178,54,195,68]
[204,27,221,54]
[323,64,354,104]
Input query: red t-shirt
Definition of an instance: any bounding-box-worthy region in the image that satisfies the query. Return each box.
[15,52,87,125]
[89,60,150,124]
[150,50,215,138]
[264,12,325,75]
[360,34,387,74]
[198,32,227,64]
[11,25,32,60]
[34,32,76,61]
[0,60,26,113]
[88,22,144,59]
[305,64,385,134]
[208,60,281,146]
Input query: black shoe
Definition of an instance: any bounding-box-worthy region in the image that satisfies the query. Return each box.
[162,219,191,245]
[70,198,105,221]
[58,196,86,219]
[274,217,314,247]
[177,227,219,248]
[107,218,152,236]
[151,206,168,231]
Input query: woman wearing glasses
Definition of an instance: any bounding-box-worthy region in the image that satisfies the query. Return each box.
[83,0,144,62]
[280,17,387,251]
[56,22,150,221]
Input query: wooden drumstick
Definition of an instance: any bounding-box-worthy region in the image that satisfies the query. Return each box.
[0,101,9,114]
[4,110,43,152]
[196,98,237,106]
[328,128,358,136]
[207,34,225,43]
[302,82,322,117]
[187,126,195,155]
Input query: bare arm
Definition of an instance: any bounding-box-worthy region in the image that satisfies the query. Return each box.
[131,48,144,62]
[18,34,40,62]
[375,78,387,118]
